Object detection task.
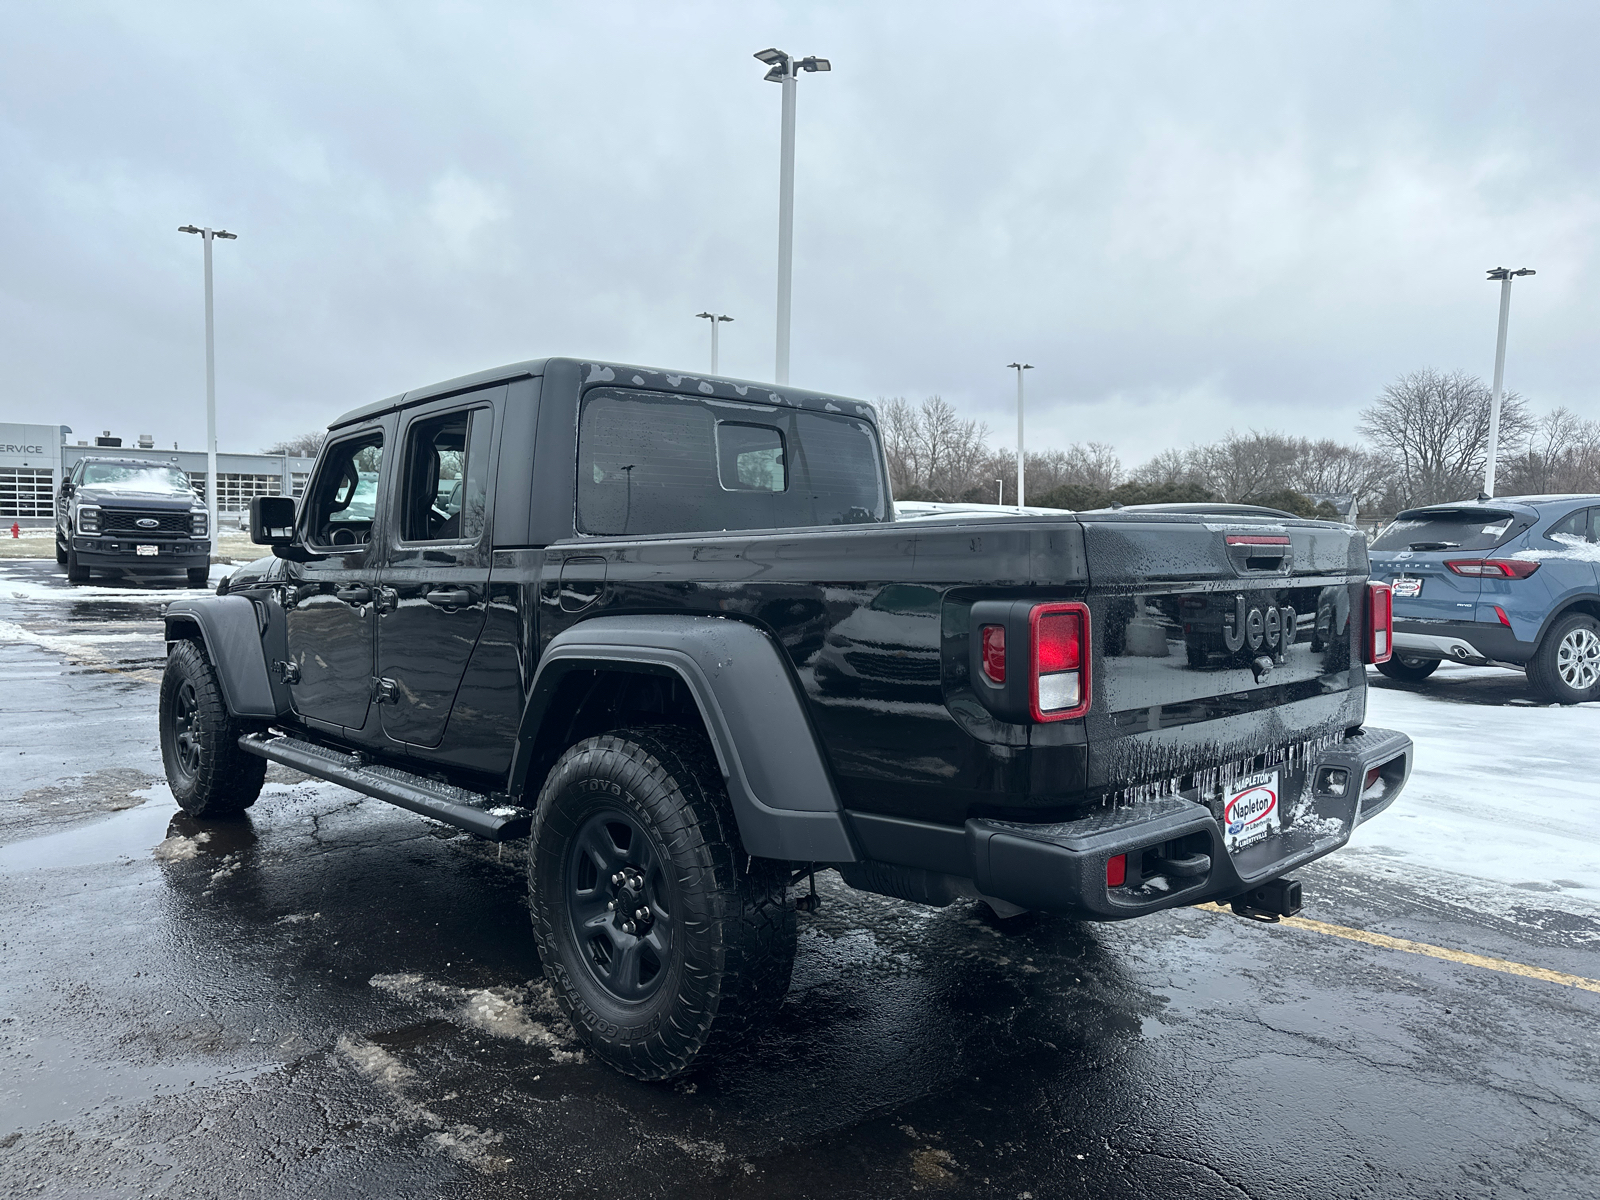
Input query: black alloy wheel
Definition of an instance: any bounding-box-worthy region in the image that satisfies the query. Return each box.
[1375,654,1440,683]
[169,678,204,781]
[566,809,676,1004]
[528,725,796,1080]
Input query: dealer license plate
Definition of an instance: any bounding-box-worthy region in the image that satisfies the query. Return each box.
[136,544,159,556]
[1391,577,1422,598]
[1223,771,1281,854]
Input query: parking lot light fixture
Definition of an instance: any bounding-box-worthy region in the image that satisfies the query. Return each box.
[1483,266,1535,498]
[695,312,734,374]
[754,47,830,384]
[179,224,238,540]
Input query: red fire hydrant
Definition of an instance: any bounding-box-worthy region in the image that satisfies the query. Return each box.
[9,523,18,539]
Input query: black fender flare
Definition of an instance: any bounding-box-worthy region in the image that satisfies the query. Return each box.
[510,614,858,863]
[164,596,286,719]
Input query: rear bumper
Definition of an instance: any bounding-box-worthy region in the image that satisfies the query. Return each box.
[1392,619,1533,666]
[957,727,1412,919]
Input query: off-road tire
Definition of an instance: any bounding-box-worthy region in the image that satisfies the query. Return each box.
[159,639,266,817]
[55,535,67,565]
[65,546,89,583]
[1376,654,1440,683]
[1527,613,1600,705]
[186,566,210,588]
[528,724,796,1080]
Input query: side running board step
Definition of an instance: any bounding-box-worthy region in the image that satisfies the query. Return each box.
[238,732,533,842]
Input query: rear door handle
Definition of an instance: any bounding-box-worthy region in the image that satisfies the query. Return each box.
[424,588,473,608]
[335,585,372,604]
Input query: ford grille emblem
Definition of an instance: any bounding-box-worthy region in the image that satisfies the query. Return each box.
[136,518,159,529]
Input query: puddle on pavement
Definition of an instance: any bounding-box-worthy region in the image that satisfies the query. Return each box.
[0,799,183,872]
[0,1034,277,1140]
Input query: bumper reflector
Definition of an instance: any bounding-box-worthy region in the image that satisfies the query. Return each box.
[1106,854,1126,888]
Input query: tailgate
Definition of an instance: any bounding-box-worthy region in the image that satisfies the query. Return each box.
[1078,514,1367,798]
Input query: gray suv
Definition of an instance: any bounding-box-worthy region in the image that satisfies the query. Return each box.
[1368,494,1600,703]
[55,457,212,586]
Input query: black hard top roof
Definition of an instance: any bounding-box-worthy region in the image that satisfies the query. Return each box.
[326,357,880,431]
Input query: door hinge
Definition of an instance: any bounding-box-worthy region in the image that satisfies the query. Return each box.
[372,676,398,704]
[273,659,300,685]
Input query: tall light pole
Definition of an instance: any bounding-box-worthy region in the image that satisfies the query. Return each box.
[1008,363,1032,511]
[179,224,237,544]
[1483,266,1535,498]
[696,312,734,374]
[754,47,830,385]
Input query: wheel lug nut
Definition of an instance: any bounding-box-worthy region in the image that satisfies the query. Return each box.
[636,907,649,919]
[623,921,636,934]
[606,901,615,910]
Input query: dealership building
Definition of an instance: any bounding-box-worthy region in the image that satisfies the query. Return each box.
[0,422,316,527]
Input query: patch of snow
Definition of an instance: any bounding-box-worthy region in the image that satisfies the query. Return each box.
[152,831,210,862]
[1512,534,1600,564]
[369,972,583,1062]
[1353,664,1600,910]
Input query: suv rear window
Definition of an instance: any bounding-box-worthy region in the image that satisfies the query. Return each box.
[577,389,888,536]
[1371,509,1526,552]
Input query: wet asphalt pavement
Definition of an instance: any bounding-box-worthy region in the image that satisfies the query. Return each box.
[0,557,1596,1199]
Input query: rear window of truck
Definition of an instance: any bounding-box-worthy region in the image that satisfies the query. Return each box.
[577,389,888,536]
[1371,509,1526,552]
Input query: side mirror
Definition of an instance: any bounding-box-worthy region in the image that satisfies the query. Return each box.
[59,482,73,497]
[251,495,297,546]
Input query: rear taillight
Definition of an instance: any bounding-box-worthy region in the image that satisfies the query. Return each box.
[1363,581,1393,664]
[980,624,1006,683]
[1446,558,1541,579]
[1030,602,1090,721]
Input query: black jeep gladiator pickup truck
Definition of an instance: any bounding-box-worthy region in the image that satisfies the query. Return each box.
[159,357,1412,1078]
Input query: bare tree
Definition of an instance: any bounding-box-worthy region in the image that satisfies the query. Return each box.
[880,396,991,500]
[1498,407,1600,496]
[981,442,1125,503]
[262,430,327,457]
[1129,447,1194,487]
[1358,368,1531,507]
[1186,431,1304,502]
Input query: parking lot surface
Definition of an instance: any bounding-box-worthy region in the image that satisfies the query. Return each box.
[1,557,1596,1199]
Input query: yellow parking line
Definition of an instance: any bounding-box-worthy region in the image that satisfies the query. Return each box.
[1198,904,1600,994]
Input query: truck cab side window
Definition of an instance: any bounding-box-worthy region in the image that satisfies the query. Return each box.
[400,409,488,542]
[305,434,383,548]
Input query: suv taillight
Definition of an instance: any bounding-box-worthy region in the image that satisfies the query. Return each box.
[1363,581,1393,664]
[1445,558,1540,579]
[1030,602,1090,721]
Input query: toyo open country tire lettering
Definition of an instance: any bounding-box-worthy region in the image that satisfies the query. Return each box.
[159,639,267,817]
[1375,654,1440,683]
[527,725,796,1079]
[1528,612,1600,705]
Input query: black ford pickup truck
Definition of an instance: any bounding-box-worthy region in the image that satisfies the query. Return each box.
[56,456,212,585]
[159,357,1412,1079]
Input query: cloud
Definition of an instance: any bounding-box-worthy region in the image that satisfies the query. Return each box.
[0,0,1595,466]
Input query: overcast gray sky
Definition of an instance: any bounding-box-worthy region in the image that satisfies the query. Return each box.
[2,1,1595,466]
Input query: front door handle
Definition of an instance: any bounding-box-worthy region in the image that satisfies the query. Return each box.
[424,587,473,608]
[335,585,372,605]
